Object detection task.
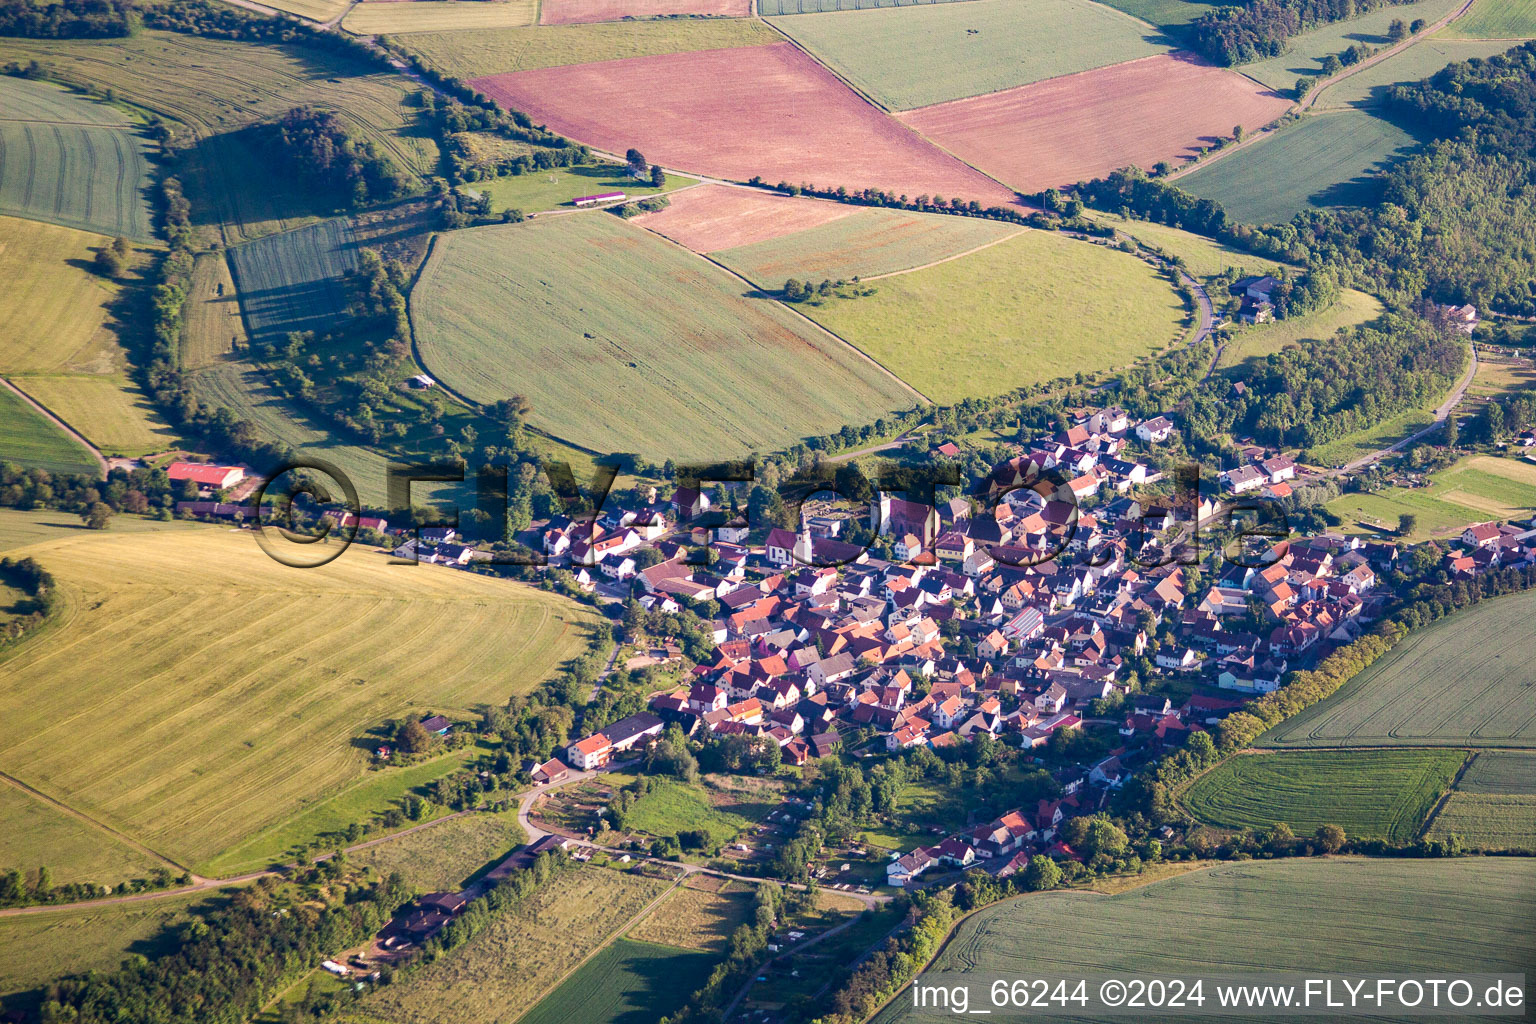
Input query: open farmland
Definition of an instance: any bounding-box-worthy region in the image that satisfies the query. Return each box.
[1325,453,1536,541]
[467,43,1021,208]
[898,53,1292,193]
[392,17,775,76]
[1444,0,1536,36]
[1261,587,1536,749]
[228,218,360,344]
[1180,749,1466,842]
[473,162,696,214]
[1312,38,1518,109]
[252,0,352,21]
[1089,212,1291,280]
[179,253,246,370]
[627,880,755,953]
[1425,752,1536,849]
[410,214,919,460]
[519,938,716,1024]
[630,183,858,251]
[342,0,537,35]
[0,782,166,886]
[0,384,101,478]
[9,374,174,458]
[1091,0,1221,28]
[347,810,524,891]
[0,32,437,243]
[0,77,153,240]
[875,858,1536,1024]
[347,866,672,1024]
[1177,110,1421,225]
[540,0,750,24]
[0,526,599,870]
[1241,0,1464,90]
[709,206,1021,283]
[767,0,1172,110]
[799,230,1185,404]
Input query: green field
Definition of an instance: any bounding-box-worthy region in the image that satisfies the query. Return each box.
[1181,749,1466,842]
[623,776,776,845]
[1088,212,1293,281]
[761,0,974,13]
[1305,404,1439,467]
[1179,110,1421,225]
[343,0,538,35]
[768,0,1172,111]
[10,374,175,459]
[348,809,525,891]
[801,229,1186,404]
[180,253,246,371]
[1325,454,1536,540]
[0,384,100,477]
[1239,0,1464,89]
[1442,0,1536,36]
[875,857,1536,1024]
[348,866,672,1024]
[0,32,437,244]
[411,214,918,460]
[392,18,776,78]
[473,162,696,214]
[0,76,153,240]
[1313,37,1520,108]
[1457,750,1536,793]
[627,882,755,953]
[228,218,364,344]
[712,208,1021,284]
[1425,793,1536,848]
[521,938,715,1024]
[0,783,166,886]
[1216,287,1383,370]
[1261,588,1536,750]
[0,526,599,871]
[1091,0,1222,28]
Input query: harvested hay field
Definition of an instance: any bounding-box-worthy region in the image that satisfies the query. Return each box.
[0,526,599,870]
[799,229,1185,404]
[411,214,919,460]
[1241,0,1462,90]
[392,18,775,77]
[8,373,174,458]
[540,0,750,24]
[342,0,537,35]
[1181,749,1467,843]
[763,0,974,12]
[768,0,1173,111]
[874,858,1536,1024]
[1177,109,1420,226]
[0,782,165,887]
[710,206,1021,283]
[1261,587,1536,750]
[353,866,672,1024]
[0,76,154,240]
[179,253,246,371]
[631,184,858,251]
[898,52,1291,192]
[468,42,1021,208]
[1312,37,1517,109]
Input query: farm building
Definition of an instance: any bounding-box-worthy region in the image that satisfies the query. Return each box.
[168,462,246,490]
[573,191,626,207]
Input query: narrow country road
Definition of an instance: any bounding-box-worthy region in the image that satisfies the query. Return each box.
[1328,343,1478,476]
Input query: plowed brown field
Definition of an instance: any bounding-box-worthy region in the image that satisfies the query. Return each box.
[539,0,750,23]
[632,183,856,251]
[898,52,1292,192]
[469,42,1021,207]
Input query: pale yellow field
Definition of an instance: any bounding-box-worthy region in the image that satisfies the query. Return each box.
[343,0,538,35]
[11,373,177,457]
[179,253,247,370]
[0,522,600,870]
[257,0,352,23]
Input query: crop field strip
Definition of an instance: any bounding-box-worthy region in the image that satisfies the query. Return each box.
[1424,750,1536,849]
[896,53,1293,194]
[1325,453,1536,541]
[0,781,165,887]
[1238,0,1465,91]
[539,0,752,23]
[1260,585,1536,748]
[0,76,154,240]
[1443,0,1536,36]
[519,937,717,1024]
[875,857,1536,1024]
[342,0,539,35]
[1179,748,1467,842]
[0,527,598,870]
[767,0,1175,111]
[796,228,1186,405]
[410,213,919,461]
[344,866,674,1024]
[0,382,102,478]
[468,42,1021,208]
[228,217,361,344]
[1176,109,1423,225]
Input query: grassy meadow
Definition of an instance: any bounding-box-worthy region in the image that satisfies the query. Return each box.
[1325,454,1536,540]
[519,937,716,1024]
[346,866,673,1024]
[713,208,1020,284]
[392,17,776,78]
[1178,110,1422,226]
[1091,0,1221,28]
[1181,749,1466,842]
[473,162,696,213]
[874,858,1536,1024]
[1425,751,1536,850]
[0,525,599,871]
[622,775,778,846]
[1240,0,1464,90]
[1261,587,1536,749]
[0,508,188,553]
[8,374,174,458]
[0,385,100,477]
[410,214,918,460]
[347,809,525,891]
[1441,0,1536,36]
[343,0,538,35]
[761,0,973,12]
[1089,212,1293,280]
[1305,404,1438,467]
[768,0,1172,111]
[1216,288,1383,370]
[627,880,755,953]
[1312,37,1519,109]
[0,77,154,240]
[179,253,247,370]
[801,230,1185,404]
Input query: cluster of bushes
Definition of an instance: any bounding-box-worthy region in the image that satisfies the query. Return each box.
[0,0,132,38]
[262,107,410,209]
[427,95,585,185]
[611,196,669,219]
[780,275,876,304]
[0,864,191,910]
[0,555,57,644]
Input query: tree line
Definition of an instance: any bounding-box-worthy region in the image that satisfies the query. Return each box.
[0,0,132,38]
[1188,0,1415,66]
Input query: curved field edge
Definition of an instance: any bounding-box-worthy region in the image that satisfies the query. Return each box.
[1257,587,1536,749]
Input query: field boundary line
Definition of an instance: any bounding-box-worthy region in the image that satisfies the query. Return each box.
[858,226,1025,282]
[621,214,932,404]
[1417,750,1478,840]
[0,768,192,874]
[0,374,107,478]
